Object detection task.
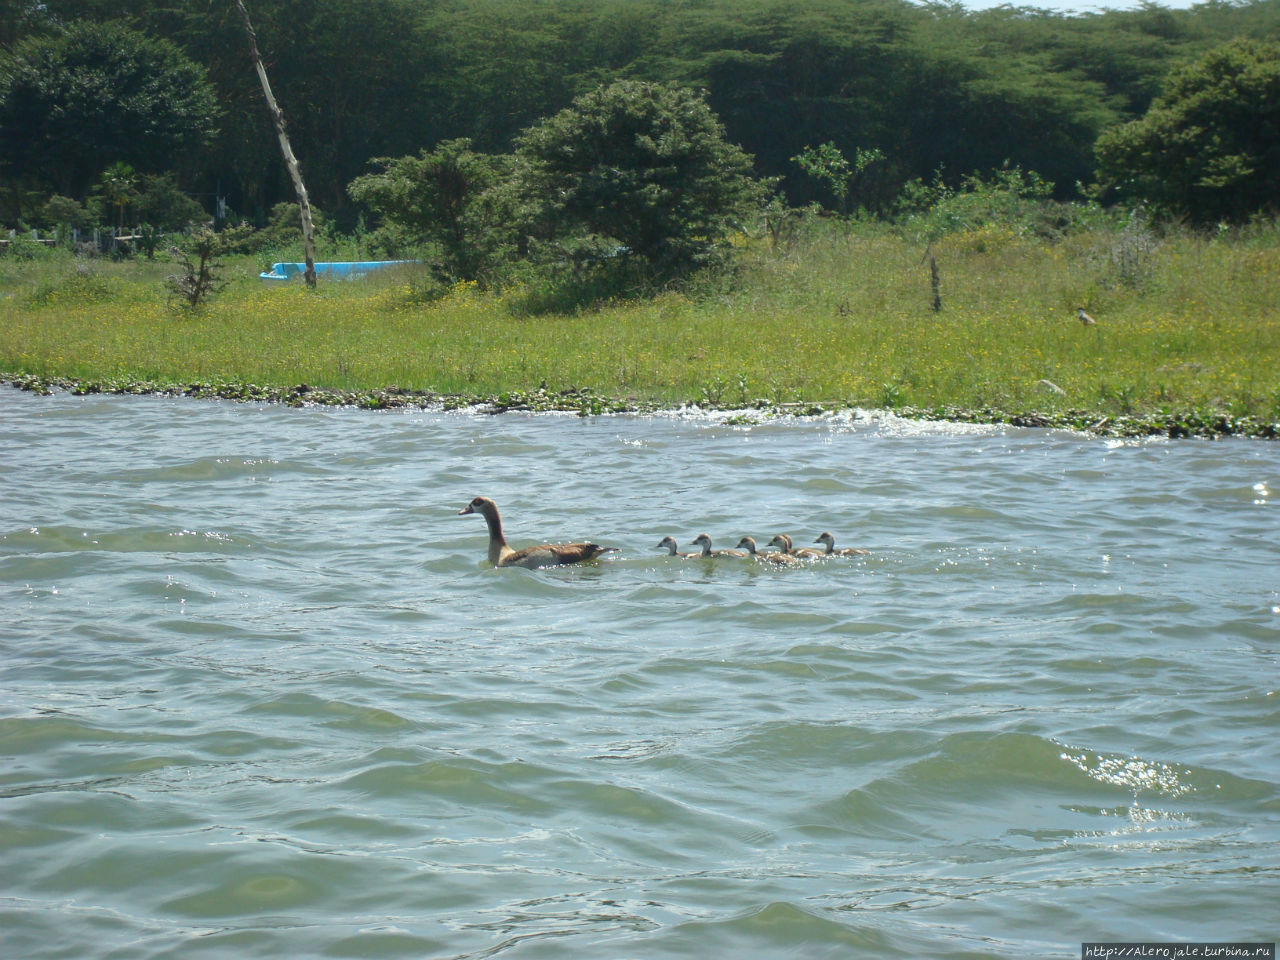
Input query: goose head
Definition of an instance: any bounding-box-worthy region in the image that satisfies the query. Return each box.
[814,532,836,549]
[735,536,758,554]
[459,496,495,516]
[691,533,713,549]
[656,536,680,554]
[767,534,793,553]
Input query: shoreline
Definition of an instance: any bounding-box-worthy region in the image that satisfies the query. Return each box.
[4,373,1277,440]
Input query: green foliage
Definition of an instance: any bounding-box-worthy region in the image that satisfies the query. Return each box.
[92,163,138,232]
[348,139,515,280]
[2,233,45,261]
[514,80,767,273]
[0,20,218,199]
[134,174,207,232]
[4,216,1279,431]
[41,195,92,232]
[1094,37,1280,224]
[243,202,329,255]
[896,165,1065,242]
[5,0,1280,240]
[166,225,253,308]
[792,142,885,215]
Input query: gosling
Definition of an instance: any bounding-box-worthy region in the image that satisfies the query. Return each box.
[813,531,870,557]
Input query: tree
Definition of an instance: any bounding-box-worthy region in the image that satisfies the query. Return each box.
[132,174,207,232]
[792,141,886,216]
[0,20,218,202]
[514,80,767,272]
[348,139,515,279]
[41,194,92,233]
[97,162,138,233]
[233,0,317,287]
[1094,38,1280,223]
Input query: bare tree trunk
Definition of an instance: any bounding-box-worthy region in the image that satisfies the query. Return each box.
[233,0,317,288]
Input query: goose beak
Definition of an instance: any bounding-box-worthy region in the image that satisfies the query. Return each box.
[458,504,474,515]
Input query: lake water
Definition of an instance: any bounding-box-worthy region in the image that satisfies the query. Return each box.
[2,388,1277,959]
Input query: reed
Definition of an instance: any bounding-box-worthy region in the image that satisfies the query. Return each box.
[2,220,1278,423]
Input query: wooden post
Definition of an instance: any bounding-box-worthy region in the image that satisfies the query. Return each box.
[930,255,942,312]
[233,0,317,288]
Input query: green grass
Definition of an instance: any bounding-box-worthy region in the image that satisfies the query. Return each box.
[3,219,1279,430]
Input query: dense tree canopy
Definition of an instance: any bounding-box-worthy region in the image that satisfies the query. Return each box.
[515,81,765,271]
[0,20,217,204]
[1095,37,1280,223]
[3,0,1280,225]
[348,138,516,278]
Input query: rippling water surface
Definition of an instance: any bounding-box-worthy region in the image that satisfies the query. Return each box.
[2,388,1278,959]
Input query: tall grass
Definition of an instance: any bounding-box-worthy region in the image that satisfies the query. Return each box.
[2,218,1278,420]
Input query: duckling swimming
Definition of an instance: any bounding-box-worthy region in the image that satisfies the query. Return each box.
[656,536,700,559]
[767,533,825,559]
[813,531,870,557]
[736,536,800,565]
[690,533,748,558]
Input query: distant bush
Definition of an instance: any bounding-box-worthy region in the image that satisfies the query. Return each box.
[243,202,329,254]
[348,138,514,281]
[515,81,767,276]
[166,225,253,307]
[133,174,207,232]
[2,233,46,261]
[41,195,93,232]
[791,141,887,216]
[1095,38,1280,224]
[895,165,1110,243]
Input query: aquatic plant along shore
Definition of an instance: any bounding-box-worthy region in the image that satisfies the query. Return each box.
[3,372,1276,439]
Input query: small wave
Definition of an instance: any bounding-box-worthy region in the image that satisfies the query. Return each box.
[116,456,332,483]
[649,900,889,956]
[0,524,248,555]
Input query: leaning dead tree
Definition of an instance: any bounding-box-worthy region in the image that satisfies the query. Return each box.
[233,0,317,287]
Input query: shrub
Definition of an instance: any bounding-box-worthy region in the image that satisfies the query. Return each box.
[166,225,253,307]
[348,139,514,281]
[41,195,93,232]
[134,174,207,232]
[514,80,767,275]
[244,202,328,254]
[1095,38,1280,223]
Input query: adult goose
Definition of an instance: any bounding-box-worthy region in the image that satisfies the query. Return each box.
[736,536,800,564]
[690,533,747,558]
[656,536,700,559]
[459,496,617,569]
[767,533,825,560]
[813,531,870,557]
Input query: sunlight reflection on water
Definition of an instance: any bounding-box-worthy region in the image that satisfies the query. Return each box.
[2,388,1278,959]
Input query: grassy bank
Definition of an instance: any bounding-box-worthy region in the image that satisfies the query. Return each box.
[2,219,1278,437]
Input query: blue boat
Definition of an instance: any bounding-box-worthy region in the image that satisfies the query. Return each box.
[259,260,418,283]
